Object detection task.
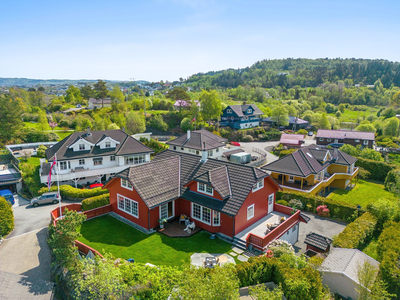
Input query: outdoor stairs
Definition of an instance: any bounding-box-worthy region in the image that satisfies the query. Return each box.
[232,237,247,250]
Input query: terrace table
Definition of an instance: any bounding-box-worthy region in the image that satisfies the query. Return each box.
[205,257,217,268]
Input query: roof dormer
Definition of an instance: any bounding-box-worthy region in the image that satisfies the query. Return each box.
[96,135,120,149]
[246,108,252,114]
[68,137,95,152]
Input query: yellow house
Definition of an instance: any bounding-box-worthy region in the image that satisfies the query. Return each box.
[261,145,358,196]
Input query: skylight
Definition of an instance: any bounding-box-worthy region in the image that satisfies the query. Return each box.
[306,153,312,158]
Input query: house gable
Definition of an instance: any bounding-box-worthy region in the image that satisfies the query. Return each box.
[68,137,95,152]
[96,136,120,149]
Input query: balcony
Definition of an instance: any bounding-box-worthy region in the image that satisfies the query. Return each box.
[243,204,308,251]
[280,168,359,196]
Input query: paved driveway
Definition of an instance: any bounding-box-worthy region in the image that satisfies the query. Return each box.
[293,212,347,253]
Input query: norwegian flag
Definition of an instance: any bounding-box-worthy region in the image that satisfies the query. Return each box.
[190,117,196,123]
[47,154,57,191]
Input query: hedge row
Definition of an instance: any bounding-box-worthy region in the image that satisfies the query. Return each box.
[82,193,110,211]
[277,191,360,222]
[236,256,324,300]
[376,221,400,297]
[355,157,397,182]
[0,197,14,237]
[332,212,377,249]
[38,185,108,199]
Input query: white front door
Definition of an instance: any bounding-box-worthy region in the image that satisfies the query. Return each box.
[160,201,174,220]
[268,194,274,214]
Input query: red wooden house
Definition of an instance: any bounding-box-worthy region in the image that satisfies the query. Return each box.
[104,149,308,250]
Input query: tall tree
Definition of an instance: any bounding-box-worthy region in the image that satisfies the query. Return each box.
[318,113,331,129]
[166,87,190,101]
[65,85,82,103]
[126,111,146,134]
[80,84,95,100]
[0,95,23,146]
[200,90,222,123]
[270,106,289,126]
[94,80,109,107]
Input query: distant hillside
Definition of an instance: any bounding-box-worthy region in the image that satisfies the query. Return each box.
[185,58,400,89]
[0,78,147,87]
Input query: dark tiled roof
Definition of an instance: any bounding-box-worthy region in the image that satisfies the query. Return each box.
[262,145,356,176]
[166,130,227,151]
[115,150,273,216]
[228,104,264,117]
[45,130,154,161]
[316,129,375,141]
[304,232,332,251]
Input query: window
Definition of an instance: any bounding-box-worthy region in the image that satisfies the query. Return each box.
[327,139,331,142]
[227,109,232,113]
[173,146,176,150]
[110,156,116,161]
[79,159,85,165]
[213,211,220,226]
[208,150,213,156]
[125,155,146,165]
[231,117,234,121]
[319,138,324,141]
[247,204,255,220]
[268,194,274,205]
[363,140,369,145]
[355,139,360,143]
[93,158,103,166]
[121,178,133,190]
[196,151,199,155]
[181,147,184,151]
[292,226,296,233]
[79,143,85,150]
[117,194,138,218]
[216,148,219,152]
[247,109,252,113]
[191,203,212,225]
[197,182,213,196]
[105,141,111,148]
[252,179,264,192]
[59,161,70,170]
[317,172,321,181]
[288,175,294,182]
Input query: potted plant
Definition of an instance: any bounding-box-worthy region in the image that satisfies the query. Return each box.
[158,218,167,229]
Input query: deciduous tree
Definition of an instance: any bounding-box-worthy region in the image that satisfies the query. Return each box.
[270,106,289,127]
[126,111,146,134]
[0,95,23,146]
[200,90,222,123]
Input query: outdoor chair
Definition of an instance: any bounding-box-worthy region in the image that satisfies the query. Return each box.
[179,214,187,224]
[184,221,196,232]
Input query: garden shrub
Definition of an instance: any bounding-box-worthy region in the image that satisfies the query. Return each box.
[277,191,360,222]
[38,185,108,199]
[36,145,47,158]
[279,149,296,158]
[242,135,254,142]
[139,138,168,154]
[82,193,110,211]
[332,212,377,249]
[357,167,370,179]
[376,221,400,297]
[288,199,303,210]
[355,157,396,182]
[0,196,14,237]
[384,168,400,194]
[236,256,277,287]
[296,129,308,136]
[276,200,289,206]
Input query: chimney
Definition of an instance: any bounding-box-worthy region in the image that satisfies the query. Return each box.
[187,130,191,140]
[87,127,91,135]
[200,142,208,163]
[122,127,126,133]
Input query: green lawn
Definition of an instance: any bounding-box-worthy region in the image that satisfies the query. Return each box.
[328,108,378,123]
[361,237,379,261]
[78,215,234,267]
[327,179,399,208]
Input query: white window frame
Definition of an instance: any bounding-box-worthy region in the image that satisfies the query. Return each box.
[121,178,133,190]
[363,140,369,145]
[117,194,138,218]
[247,109,252,113]
[319,138,324,141]
[327,138,331,142]
[197,182,213,196]
[213,211,220,226]
[227,109,232,113]
[216,148,219,153]
[252,178,264,192]
[288,175,294,182]
[79,159,85,165]
[59,161,70,170]
[125,154,146,165]
[191,203,212,225]
[159,201,174,220]
[93,158,103,166]
[208,150,213,156]
[355,139,360,143]
[105,141,111,148]
[110,156,116,161]
[317,172,322,181]
[247,204,255,220]
[79,143,85,151]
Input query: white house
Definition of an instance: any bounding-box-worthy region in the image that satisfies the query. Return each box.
[166,130,228,159]
[40,129,154,187]
[321,248,380,300]
[88,98,112,109]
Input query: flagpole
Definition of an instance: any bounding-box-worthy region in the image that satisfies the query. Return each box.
[56,153,61,217]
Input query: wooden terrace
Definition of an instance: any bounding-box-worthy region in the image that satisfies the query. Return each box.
[157,218,202,237]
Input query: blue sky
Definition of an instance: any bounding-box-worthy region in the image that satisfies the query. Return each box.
[1,0,399,82]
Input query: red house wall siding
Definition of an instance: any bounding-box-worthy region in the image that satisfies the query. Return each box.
[234,178,278,235]
[108,178,150,230]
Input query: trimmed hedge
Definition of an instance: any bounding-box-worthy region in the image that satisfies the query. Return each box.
[355,157,396,182]
[0,197,14,237]
[277,191,360,222]
[332,212,377,249]
[38,185,108,199]
[82,193,110,211]
[276,200,289,206]
[376,221,400,297]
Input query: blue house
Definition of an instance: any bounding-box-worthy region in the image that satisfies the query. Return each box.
[220,104,264,129]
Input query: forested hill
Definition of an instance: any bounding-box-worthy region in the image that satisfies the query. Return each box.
[185,58,400,89]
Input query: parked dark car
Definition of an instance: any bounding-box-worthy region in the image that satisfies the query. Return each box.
[327,143,344,148]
